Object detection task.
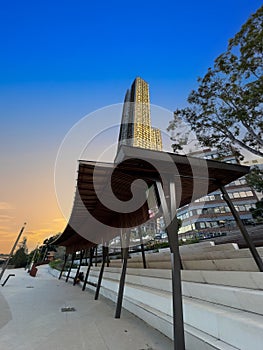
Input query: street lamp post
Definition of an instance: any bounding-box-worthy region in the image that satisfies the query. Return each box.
[0,223,26,281]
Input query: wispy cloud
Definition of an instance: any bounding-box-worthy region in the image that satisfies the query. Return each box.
[0,215,14,222]
[26,228,59,236]
[52,217,66,223]
[40,218,66,226]
[0,202,14,210]
[0,231,16,239]
[0,226,10,231]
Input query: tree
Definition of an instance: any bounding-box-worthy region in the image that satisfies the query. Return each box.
[168,6,263,159]
[10,247,28,268]
[250,199,263,219]
[19,237,28,254]
[245,166,263,193]
[38,234,59,261]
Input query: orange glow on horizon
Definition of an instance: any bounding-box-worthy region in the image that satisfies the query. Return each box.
[0,211,67,254]
[0,152,69,254]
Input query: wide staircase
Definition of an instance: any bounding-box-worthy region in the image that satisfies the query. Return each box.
[50,242,263,350]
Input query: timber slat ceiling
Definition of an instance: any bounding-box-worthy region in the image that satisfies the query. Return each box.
[55,146,250,253]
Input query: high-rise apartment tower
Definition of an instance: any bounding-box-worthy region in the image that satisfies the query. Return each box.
[117,77,163,151]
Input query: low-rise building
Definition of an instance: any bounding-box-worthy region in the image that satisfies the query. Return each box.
[177,149,258,240]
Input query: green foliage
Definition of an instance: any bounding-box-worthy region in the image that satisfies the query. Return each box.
[168,6,263,158]
[38,233,60,261]
[27,249,39,263]
[177,217,182,231]
[245,166,263,193]
[154,241,170,249]
[43,234,60,247]
[19,237,28,254]
[49,259,63,270]
[181,237,200,245]
[250,199,263,219]
[49,258,77,271]
[153,237,199,250]
[10,247,28,268]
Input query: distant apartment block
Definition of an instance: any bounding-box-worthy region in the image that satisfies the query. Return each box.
[241,158,263,200]
[177,149,258,239]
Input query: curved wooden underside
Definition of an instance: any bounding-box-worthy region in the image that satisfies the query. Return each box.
[55,146,250,253]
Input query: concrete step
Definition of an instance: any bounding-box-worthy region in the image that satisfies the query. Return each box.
[52,266,263,350]
[182,257,260,271]
[109,246,263,271]
[85,268,263,350]
[71,266,263,290]
[88,268,263,315]
[123,297,240,350]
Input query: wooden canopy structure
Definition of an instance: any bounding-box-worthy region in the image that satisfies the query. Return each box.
[55,146,251,252]
[55,146,262,350]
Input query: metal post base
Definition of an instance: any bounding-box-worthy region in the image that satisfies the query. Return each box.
[82,248,94,291]
[94,246,108,300]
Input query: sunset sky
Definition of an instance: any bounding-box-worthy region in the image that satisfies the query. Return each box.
[0,1,262,253]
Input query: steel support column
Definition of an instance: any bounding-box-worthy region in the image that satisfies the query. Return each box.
[155,180,185,350]
[73,250,84,285]
[66,252,75,283]
[94,247,98,266]
[85,250,89,266]
[94,246,108,300]
[82,247,94,291]
[138,226,147,269]
[220,185,263,272]
[106,247,110,267]
[58,254,68,280]
[115,230,130,318]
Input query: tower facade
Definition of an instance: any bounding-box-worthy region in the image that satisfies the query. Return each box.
[118,77,162,151]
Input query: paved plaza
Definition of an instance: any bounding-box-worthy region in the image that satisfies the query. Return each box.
[0,265,173,350]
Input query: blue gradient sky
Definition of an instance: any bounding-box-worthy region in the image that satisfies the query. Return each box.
[0,1,261,252]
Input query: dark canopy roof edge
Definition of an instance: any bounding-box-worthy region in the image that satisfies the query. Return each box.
[54,146,250,253]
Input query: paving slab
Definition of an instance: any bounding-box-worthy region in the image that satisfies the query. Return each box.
[0,265,173,350]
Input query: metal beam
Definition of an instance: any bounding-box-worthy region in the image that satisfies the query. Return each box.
[155,180,185,350]
[94,247,98,266]
[106,247,110,267]
[94,246,108,300]
[85,250,89,266]
[58,254,68,280]
[220,185,263,272]
[115,230,130,318]
[82,247,94,291]
[66,253,75,282]
[73,250,84,285]
[138,226,147,269]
